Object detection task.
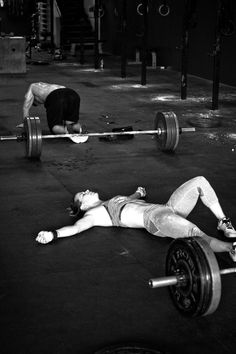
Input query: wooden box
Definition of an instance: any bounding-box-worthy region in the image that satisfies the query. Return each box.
[0,36,26,74]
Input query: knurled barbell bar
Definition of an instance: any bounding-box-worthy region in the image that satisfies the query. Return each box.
[0,111,195,159]
[149,236,236,317]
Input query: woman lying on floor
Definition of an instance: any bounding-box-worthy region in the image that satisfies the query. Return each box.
[36,176,236,262]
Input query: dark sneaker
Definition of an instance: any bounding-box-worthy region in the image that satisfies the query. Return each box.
[217,217,236,238]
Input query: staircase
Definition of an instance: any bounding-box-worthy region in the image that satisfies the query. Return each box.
[57,0,94,52]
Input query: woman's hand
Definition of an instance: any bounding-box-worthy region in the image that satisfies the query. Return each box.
[136,187,146,197]
[36,231,54,244]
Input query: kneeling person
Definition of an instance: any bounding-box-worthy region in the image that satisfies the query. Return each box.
[21,82,82,136]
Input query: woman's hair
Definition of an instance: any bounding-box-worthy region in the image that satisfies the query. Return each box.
[67,197,85,218]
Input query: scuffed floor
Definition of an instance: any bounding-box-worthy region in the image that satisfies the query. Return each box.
[0,55,236,354]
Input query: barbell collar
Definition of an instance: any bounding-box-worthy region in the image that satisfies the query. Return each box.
[149,267,236,289]
[149,275,178,288]
[179,127,195,134]
[149,274,186,289]
[0,134,26,142]
[0,135,18,141]
[220,267,236,275]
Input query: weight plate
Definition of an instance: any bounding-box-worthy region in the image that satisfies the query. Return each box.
[154,112,179,151]
[166,237,221,317]
[95,343,163,354]
[193,237,221,316]
[24,117,42,159]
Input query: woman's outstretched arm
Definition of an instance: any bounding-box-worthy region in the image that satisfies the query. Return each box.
[35,214,95,244]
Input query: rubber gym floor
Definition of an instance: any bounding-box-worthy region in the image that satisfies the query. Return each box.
[0,55,236,354]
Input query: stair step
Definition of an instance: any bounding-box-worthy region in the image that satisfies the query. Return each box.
[63,24,92,29]
[63,30,94,35]
[63,22,92,28]
[64,33,95,42]
[59,0,95,48]
[64,38,96,44]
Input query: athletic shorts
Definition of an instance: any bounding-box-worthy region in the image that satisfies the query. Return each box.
[143,204,174,237]
[143,204,203,238]
[44,88,80,132]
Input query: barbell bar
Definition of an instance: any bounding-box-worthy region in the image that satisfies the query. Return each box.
[0,112,195,159]
[149,268,236,288]
[148,237,236,317]
[42,128,194,138]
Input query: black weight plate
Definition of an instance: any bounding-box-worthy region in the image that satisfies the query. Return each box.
[154,112,179,151]
[24,117,42,159]
[95,343,164,354]
[166,237,221,317]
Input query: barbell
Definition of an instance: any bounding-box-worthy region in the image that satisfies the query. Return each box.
[149,236,236,317]
[0,111,195,159]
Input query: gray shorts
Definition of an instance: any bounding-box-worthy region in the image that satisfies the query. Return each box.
[143,204,203,238]
[143,204,173,236]
[143,177,218,238]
